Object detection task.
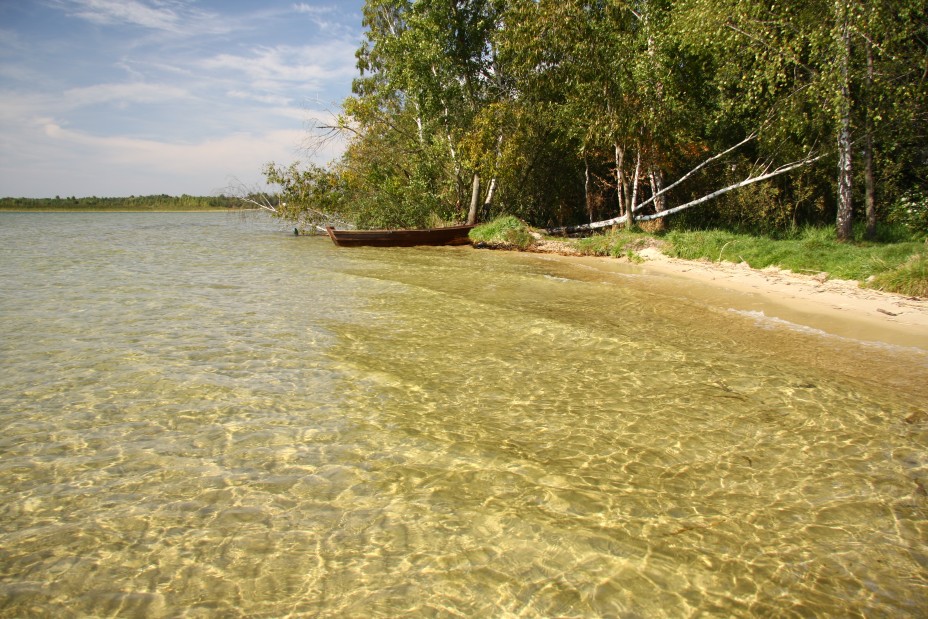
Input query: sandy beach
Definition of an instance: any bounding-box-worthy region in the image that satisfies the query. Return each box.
[531,241,928,351]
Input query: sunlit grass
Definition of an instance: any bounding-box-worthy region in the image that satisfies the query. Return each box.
[474,218,927,297]
[565,225,928,297]
[866,253,928,297]
[663,227,927,285]
[469,216,535,250]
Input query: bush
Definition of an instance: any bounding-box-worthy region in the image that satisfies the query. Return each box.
[886,190,928,240]
[469,216,535,250]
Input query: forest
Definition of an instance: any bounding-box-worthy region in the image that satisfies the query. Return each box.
[263,0,927,242]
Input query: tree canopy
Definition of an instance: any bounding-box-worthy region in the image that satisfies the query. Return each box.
[265,0,928,239]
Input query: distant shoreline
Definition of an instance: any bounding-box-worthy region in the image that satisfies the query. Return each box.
[0,195,242,212]
[0,208,236,212]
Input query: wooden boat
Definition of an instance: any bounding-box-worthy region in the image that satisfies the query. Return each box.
[325,224,476,248]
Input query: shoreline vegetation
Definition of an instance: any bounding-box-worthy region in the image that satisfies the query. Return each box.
[470,216,928,298]
[249,1,927,351]
[0,195,239,212]
[254,1,927,250]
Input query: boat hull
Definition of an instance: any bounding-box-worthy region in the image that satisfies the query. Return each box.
[325,225,475,248]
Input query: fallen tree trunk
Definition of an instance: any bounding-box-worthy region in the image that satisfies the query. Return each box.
[631,133,757,216]
[546,147,823,236]
[636,154,825,222]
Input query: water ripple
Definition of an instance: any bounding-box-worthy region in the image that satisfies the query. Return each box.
[0,212,925,617]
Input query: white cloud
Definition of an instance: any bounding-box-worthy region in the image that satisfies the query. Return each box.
[292,3,335,15]
[65,0,181,30]
[44,120,300,169]
[58,0,231,36]
[63,82,193,107]
[226,90,292,107]
[202,42,357,84]
[0,111,346,196]
[291,2,349,33]
[0,1,364,197]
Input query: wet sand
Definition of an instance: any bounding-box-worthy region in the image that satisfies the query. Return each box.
[530,243,928,351]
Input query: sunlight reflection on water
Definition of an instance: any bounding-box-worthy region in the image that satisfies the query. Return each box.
[0,212,926,617]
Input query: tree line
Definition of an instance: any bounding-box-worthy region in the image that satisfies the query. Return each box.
[266,0,927,240]
[0,195,241,211]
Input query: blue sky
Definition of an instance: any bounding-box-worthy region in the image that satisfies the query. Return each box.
[0,0,366,197]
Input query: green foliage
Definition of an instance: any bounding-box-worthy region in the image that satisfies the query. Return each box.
[264,0,928,239]
[469,216,535,250]
[886,190,928,240]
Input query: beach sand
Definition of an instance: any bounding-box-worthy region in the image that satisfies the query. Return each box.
[530,241,928,351]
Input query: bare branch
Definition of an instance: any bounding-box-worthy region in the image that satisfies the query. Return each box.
[223,176,345,234]
[224,177,280,215]
[546,148,824,236]
[631,132,757,214]
[635,151,826,222]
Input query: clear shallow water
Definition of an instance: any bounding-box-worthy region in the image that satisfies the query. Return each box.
[1,211,926,617]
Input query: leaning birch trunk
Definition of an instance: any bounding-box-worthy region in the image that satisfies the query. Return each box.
[631,133,757,216]
[635,156,825,221]
[467,173,481,225]
[545,152,823,235]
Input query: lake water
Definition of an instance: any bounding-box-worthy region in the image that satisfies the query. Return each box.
[1,211,926,617]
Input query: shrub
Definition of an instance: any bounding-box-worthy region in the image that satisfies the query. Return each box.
[886,190,928,240]
[469,216,535,250]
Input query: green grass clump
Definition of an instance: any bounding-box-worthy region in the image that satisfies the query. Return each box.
[470,216,535,250]
[571,229,654,258]
[865,253,928,297]
[664,226,928,295]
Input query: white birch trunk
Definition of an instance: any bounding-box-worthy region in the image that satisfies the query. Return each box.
[483,177,497,212]
[585,153,592,222]
[835,0,854,242]
[546,152,823,235]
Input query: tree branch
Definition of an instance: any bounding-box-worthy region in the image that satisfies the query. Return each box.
[635,151,826,222]
[545,148,824,235]
[631,132,757,214]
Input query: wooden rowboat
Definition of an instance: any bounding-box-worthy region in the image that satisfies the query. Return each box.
[325,224,476,248]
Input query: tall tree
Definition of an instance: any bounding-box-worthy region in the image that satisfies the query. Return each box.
[260,0,926,236]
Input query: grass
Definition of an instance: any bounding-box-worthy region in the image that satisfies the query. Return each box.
[867,253,928,297]
[472,217,928,298]
[469,215,535,250]
[571,228,655,259]
[661,226,928,294]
